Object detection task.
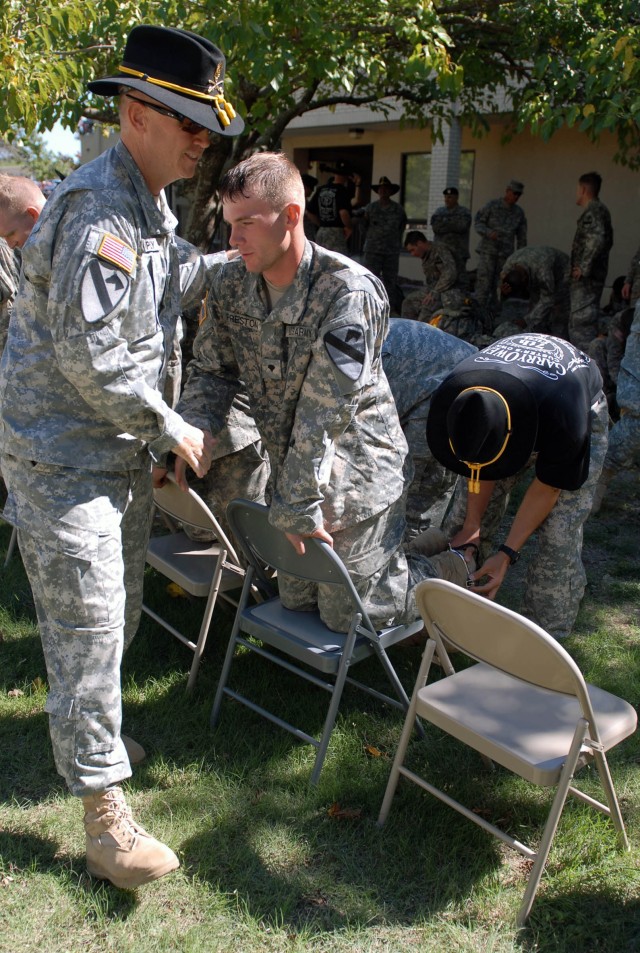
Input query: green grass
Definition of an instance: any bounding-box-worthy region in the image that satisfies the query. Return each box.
[1,474,639,953]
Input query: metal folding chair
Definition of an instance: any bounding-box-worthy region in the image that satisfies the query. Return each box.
[210,499,425,785]
[142,472,245,691]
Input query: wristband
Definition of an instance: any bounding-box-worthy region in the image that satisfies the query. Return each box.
[498,543,520,566]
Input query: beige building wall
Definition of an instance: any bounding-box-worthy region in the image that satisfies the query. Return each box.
[284,115,639,292]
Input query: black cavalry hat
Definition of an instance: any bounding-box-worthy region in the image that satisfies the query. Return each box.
[88,25,244,137]
[427,370,538,492]
[372,175,400,195]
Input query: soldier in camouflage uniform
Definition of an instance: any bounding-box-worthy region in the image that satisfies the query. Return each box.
[361,176,407,313]
[474,179,527,318]
[430,186,471,288]
[0,26,243,890]
[401,230,464,322]
[621,243,640,307]
[0,238,18,355]
[570,171,613,351]
[382,318,476,535]
[499,245,571,338]
[0,175,47,354]
[427,333,608,640]
[174,152,473,635]
[591,301,640,513]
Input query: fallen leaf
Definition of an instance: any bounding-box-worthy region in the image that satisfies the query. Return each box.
[7,689,24,698]
[167,582,188,598]
[327,801,362,821]
[364,744,382,758]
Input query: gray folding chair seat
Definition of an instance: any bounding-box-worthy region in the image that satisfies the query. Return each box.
[378,578,637,926]
[210,499,425,785]
[142,472,245,691]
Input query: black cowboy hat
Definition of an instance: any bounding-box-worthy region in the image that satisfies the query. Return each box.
[427,367,538,489]
[88,25,244,137]
[372,175,400,196]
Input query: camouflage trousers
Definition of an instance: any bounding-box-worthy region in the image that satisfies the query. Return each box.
[442,392,609,638]
[474,246,508,316]
[185,440,270,543]
[315,226,349,257]
[1,454,153,797]
[279,493,470,633]
[569,277,605,352]
[402,414,457,536]
[604,411,640,472]
[363,248,401,312]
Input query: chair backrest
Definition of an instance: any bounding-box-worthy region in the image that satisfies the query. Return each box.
[227,499,377,633]
[416,578,594,712]
[153,473,240,566]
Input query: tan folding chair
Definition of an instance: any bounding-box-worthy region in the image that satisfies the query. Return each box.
[378,578,637,926]
[142,472,245,691]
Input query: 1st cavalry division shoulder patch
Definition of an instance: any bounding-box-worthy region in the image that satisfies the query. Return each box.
[324,325,366,380]
[80,234,135,323]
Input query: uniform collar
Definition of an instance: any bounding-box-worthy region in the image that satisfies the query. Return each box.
[114,140,178,236]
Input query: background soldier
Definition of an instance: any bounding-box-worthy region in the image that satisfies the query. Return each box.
[498,245,570,338]
[570,171,613,350]
[430,186,471,289]
[361,175,407,313]
[474,179,527,320]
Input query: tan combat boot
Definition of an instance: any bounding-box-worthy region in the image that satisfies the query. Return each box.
[83,786,179,888]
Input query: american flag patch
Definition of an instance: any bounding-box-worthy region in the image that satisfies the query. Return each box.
[97,233,136,274]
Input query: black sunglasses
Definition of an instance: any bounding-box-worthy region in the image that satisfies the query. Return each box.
[125,93,210,136]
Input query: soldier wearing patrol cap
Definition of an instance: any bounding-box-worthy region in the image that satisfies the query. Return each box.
[474,179,527,320]
[430,186,472,288]
[0,24,243,890]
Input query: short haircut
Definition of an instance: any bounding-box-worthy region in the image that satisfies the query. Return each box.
[0,174,44,215]
[404,229,427,247]
[579,171,602,197]
[219,152,305,210]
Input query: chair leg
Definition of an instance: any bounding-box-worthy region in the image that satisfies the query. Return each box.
[378,640,436,826]
[4,526,17,567]
[185,553,226,692]
[592,749,630,849]
[210,569,255,727]
[516,718,588,927]
[309,618,361,786]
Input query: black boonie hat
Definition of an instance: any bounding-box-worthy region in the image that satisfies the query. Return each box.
[88,25,243,137]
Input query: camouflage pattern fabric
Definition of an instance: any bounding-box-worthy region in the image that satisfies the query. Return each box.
[315,226,349,256]
[0,238,18,355]
[382,318,476,534]
[474,197,527,313]
[400,242,463,321]
[570,198,613,351]
[603,301,640,472]
[178,240,452,632]
[499,245,570,337]
[362,199,407,308]
[0,140,222,797]
[430,202,471,285]
[624,242,640,305]
[443,395,609,639]
[2,454,153,796]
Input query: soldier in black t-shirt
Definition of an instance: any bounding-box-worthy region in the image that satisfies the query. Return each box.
[306,161,352,256]
[426,333,608,639]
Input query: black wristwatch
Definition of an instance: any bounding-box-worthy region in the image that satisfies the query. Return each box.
[498,544,520,566]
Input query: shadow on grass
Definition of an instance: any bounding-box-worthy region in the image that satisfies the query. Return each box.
[522,887,640,953]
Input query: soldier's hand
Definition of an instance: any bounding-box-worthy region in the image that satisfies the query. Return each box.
[172,425,214,481]
[285,526,334,555]
[152,466,169,489]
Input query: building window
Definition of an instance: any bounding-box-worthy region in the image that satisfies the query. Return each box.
[402,151,475,223]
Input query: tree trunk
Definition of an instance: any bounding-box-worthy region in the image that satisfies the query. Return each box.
[181,135,234,250]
